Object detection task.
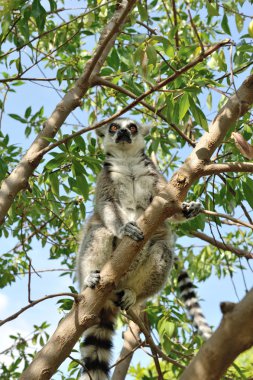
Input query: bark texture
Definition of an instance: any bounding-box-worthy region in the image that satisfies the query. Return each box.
[111,319,141,380]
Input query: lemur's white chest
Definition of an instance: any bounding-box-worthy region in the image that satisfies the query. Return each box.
[109,156,156,220]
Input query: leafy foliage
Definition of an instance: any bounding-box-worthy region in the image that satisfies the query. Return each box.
[0,0,253,378]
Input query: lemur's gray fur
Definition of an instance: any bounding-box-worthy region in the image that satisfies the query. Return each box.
[76,118,205,380]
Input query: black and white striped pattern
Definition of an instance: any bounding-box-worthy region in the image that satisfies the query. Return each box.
[80,307,117,380]
[178,271,212,340]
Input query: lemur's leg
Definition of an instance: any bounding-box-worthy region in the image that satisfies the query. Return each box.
[116,237,174,308]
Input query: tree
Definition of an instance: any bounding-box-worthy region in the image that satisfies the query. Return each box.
[0,0,253,379]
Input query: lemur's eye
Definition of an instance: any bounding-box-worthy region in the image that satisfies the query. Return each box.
[109,124,119,133]
[128,123,137,134]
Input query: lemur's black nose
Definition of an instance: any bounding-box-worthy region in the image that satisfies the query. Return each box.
[116,129,132,143]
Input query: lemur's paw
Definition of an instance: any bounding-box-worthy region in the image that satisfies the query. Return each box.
[120,222,144,241]
[84,270,100,288]
[115,289,136,310]
[182,201,203,219]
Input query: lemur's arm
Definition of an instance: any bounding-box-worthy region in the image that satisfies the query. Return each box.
[169,201,203,223]
[155,173,203,223]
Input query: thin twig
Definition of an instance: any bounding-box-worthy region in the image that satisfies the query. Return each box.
[18,268,74,275]
[0,293,79,327]
[191,230,253,259]
[216,61,253,82]
[171,0,179,50]
[202,209,253,230]
[127,310,185,370]
[203,162,253,175]
[187,4,204,53]
[27,257,33,303]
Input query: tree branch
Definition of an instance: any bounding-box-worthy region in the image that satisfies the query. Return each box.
[0,293,79,327]
[187,4,204,53]
[111,318,142,380]
[191,230,253,259]
[180,289,253,380]
[171,0,179,50]
[203,161,253,175]
[202,210,253,231]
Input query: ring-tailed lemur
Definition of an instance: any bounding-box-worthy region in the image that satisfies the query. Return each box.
[76,118,210,380]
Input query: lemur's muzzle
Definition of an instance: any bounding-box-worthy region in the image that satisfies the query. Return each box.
[115,129,132,144]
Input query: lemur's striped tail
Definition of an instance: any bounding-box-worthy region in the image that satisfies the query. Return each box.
[178,271,212,340]
[80,306,117,380]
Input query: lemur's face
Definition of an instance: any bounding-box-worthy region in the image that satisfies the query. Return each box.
[108,119,138,145]
[97,118,149,154]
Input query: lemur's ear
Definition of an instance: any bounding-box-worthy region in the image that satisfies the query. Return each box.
[95,126,106,137]
[140,124,151,137]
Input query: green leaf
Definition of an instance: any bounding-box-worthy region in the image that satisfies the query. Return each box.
[76,175,89,200]
[68,360,79,370]
[24,106,32,118]
[49,172,59,196]
[157,317,175,341]
[8,113,27,123]
[48,0,57,12]
[19,18,30,41]
[235,14,244,33]
[71,159,85,177]
[134,45,144,64]
[0,157,8,181]
[221,13,231,35]
[74,136,86,152]
[216,50,227,71]
[206,92,212,110]
[242,178,253,209]
[39,335,44,346]
[1,18,11,38]
[165,321,175,338]
[189,96,208,131]
[178,93,190,121]
[68,286,78,294]
[137,3,148,21]
[108,48,120,70]
[206,2,219,16]
[57,298,73,311]
[45,154,65,171]
[31,0,46,32]
[165,94,175,123]
[146,44,157,66]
